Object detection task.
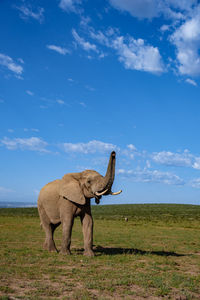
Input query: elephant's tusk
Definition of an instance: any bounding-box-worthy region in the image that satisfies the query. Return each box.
[95,189,108,196]
[110,190,122,195]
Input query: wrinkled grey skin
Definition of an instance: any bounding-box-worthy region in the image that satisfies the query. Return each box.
[38,151,120,256]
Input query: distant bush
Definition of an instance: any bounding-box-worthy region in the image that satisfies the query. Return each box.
[92,203,200,224]
[0,204,200,225]
[0,207,39,217]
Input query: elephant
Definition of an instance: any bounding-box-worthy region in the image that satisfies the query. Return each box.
[37,151,122,256]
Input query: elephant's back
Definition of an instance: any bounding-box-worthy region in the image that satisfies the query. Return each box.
[39,180,61,199]
[38,180,61,222]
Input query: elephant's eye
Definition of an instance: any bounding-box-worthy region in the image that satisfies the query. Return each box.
[87,179,91,184]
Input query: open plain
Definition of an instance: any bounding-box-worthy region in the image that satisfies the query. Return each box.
[0,204,200,299]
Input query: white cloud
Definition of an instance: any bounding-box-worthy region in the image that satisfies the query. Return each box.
[192,157,200,170]
[160,24,171,32]
[122,144,138,159]
[56,99,65,105]
[80,16,91,27]
[0,186,14,194]
[109,0,161,19]
[85,85,95,91]
[15,5,44,23]
[190,178,200,188]
[152,150,200,170]
[59,0,81,13]
[109,0,197,20]
[89,30,110,47]
[18,58,24,64]
[88,27,164,73]
[112,36,164,74]
[146,160,151,168]
[152,151,192,167]
[26,90,34,96]
[108,1,200,77]
[185,78,197,86]
[31,128,39,132]
[24,128,39,133]
[46,45,70,55]
[1,137,48,152]
[117,168,184,185]
[170,7,200,76]
[0,53,23,74]
[99,52,107,59]
[168,0,197,12]
[15,74,24,80]
[62,140,118,154]
[72,29,99,52]
[127,144,137,151]
[79,102,86,107]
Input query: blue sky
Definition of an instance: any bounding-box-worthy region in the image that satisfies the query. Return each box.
[1,0,200,205]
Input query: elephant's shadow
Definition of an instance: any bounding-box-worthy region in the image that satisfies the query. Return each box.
[74,246,185,257]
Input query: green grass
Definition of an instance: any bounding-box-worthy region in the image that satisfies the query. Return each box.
[0,204,200,299]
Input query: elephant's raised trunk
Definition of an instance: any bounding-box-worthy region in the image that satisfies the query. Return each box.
[95,151,122,198]
[103,151,116,193]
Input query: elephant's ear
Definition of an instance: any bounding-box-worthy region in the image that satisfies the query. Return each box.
[60,177,86,205]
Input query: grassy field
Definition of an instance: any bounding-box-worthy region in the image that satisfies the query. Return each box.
[0,204,200,299]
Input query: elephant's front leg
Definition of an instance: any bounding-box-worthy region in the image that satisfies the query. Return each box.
[61,215,74,255]
[81,212,94,257]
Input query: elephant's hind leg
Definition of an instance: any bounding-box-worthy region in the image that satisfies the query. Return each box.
[43,223,58,252]
[38,204,58,252]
